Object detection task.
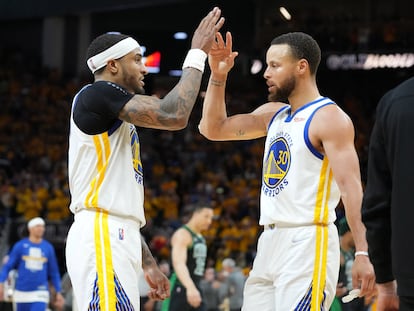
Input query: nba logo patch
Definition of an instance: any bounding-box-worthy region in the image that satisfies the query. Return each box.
[118,228,125,240]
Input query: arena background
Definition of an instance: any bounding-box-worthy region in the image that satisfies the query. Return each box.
[0,0,413,275]
[1,0,413,96]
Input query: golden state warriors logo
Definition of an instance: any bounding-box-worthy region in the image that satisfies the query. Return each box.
[130,126,143,184]
[263,137,291,189]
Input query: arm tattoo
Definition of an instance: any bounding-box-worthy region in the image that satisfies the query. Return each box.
[236,129,245,136]
[159,69,202,118]
[210,79,225,87]
[119,104,154,125]
[120,68,202,128]
[141,235,157,268]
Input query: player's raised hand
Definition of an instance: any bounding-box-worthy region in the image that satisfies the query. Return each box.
[191,7,225,54]
[209,31,239,75]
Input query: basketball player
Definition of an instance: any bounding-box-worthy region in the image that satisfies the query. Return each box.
[65,7,224,311]
[199,31,375,310]
[161,202,214,311]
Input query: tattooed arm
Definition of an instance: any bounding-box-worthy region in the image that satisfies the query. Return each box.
[141,235,170,300]
[118,7,224,130]
[119,69,203,130]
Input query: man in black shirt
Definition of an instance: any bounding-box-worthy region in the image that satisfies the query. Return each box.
[362,76,414,311]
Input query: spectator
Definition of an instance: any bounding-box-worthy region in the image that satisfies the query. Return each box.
[220,258,246,311]
[200,267,222,311]
[0,217,64,311]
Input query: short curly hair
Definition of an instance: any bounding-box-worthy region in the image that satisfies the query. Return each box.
[271,32,321,75]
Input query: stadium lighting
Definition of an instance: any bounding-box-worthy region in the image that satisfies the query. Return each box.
[250,59,263,75]
[279,7,291,21]
[174,32,188,40]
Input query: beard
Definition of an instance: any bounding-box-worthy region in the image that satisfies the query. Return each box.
[129,78,145,94]
[267,75,296,103]
[134,85,145,95]
[121,68,146,94]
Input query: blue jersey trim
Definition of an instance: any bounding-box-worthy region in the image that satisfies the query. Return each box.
[267,105,290,131]
[304,101,335,160]
[108,119,123,136]
[285,97,327,122]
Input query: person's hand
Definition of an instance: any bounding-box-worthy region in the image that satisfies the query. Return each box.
[209,32,239,76]
[186,285,202,308]
[144,267,170,300]
[375,281,399,311]
[52,292,65,311]
[191,7,225,54]
[351,255,376,298]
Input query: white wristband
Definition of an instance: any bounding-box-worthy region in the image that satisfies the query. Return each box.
[355,251,369,257]
[182,49,207,73]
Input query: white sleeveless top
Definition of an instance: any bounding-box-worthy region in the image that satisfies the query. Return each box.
[260,97,340,226]
[68,89,146,226]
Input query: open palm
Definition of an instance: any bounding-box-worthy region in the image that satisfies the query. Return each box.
[208,31,239,75]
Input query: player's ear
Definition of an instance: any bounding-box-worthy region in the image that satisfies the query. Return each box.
[106,59,119,74]
[297,59,308,75]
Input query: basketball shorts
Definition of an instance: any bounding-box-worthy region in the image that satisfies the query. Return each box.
[66,209,142,311]
[242,223,340,311]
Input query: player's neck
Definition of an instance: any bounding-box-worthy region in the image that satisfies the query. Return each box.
[186,222,201,235]
[288,83,320,113]
[29,236,43,244]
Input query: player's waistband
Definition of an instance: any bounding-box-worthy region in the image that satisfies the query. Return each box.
[75,207,142,228]
[264,222,333,230]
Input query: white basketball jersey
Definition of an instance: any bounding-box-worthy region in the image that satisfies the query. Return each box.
[260,97,341,226]
[68,87,146,226]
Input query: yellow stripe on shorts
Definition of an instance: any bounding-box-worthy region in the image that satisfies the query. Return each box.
[311,157,333,310]
[95,209,116,310]
[82,132,116,309]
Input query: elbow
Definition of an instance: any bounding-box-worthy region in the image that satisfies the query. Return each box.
[163,115,188,131]
[198,121,218,140]
[198,121,208,137]
[174,116,189,130]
